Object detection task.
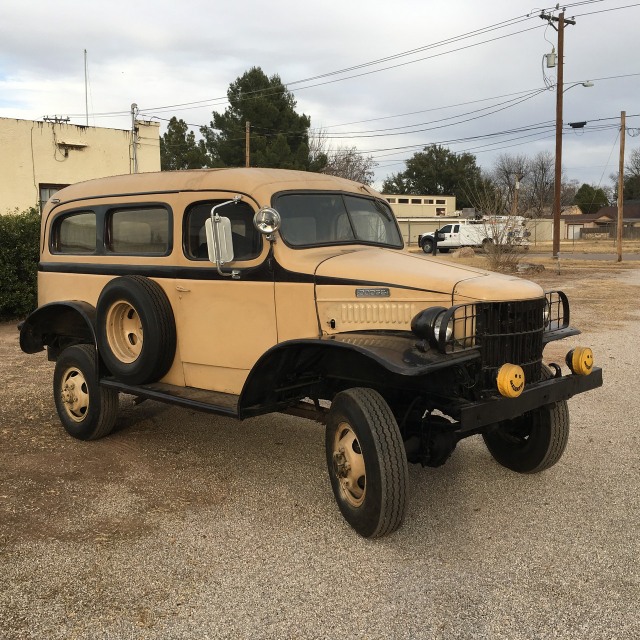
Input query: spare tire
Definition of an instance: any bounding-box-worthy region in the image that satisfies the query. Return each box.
[96,275,176,385]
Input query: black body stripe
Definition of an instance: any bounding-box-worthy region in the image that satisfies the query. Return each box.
[38,260,446,294]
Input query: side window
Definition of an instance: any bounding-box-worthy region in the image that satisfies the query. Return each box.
[185,201,261,261]
[107,207,169,255]
[440,225,452,234]
[454,225,460,233]
[51,211,96,254]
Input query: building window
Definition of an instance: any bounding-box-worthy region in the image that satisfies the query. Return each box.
[411,198,422,205]
[436,208,446,216]
[426,199,434,204]
[107,207,170,255]
[39,184,68,210]
[398,198,409,204]
[386,198,396,204]
[436,199,446,205]
[51,212,96,254]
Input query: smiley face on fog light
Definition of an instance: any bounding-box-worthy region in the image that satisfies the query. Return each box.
[496,363,525,398]
[566,347,594,375]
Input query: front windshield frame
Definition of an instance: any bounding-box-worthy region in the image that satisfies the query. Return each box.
[272,190,404,250]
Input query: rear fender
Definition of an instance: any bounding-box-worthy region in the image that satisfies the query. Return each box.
[19,301,97,356]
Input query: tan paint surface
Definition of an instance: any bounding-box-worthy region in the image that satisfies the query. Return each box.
[37,168,546,397]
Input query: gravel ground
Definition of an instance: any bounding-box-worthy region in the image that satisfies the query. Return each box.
[1,268,639,640]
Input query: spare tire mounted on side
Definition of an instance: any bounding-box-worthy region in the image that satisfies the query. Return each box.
[96,275,176,385]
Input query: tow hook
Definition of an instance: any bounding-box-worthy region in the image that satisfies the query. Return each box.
[548,363,563,378]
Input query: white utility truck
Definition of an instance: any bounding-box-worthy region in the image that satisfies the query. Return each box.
[419,217,529,254]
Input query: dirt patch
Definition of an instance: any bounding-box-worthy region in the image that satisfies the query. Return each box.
[0,324,229,548]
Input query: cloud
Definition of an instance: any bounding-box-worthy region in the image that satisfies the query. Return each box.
[1,0,639,187]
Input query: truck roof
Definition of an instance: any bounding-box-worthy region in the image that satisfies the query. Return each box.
[45,168,380,212]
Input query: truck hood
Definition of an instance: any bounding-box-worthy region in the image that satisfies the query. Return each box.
[313,247,543,302]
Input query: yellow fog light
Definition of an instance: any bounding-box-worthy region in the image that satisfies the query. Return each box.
[496,363,525,398]
[566,347,594,376]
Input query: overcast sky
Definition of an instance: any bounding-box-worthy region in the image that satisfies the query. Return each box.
[2,0,639,189]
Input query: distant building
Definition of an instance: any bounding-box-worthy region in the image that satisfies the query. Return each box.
[0,117,160,213]
[383,194,456,218]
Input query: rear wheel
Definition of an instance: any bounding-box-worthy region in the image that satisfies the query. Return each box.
[482,367,569,473]
[326,388,408,537]
[53,345,119,440]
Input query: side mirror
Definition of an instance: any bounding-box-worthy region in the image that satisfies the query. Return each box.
[205,216,234,265]
[254,207,281,235]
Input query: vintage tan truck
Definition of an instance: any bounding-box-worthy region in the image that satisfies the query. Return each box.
[19,168,602,537]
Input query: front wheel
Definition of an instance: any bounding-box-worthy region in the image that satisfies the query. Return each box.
[53,345,119,440]
[421,238,434,254]
[482,368,569,473]
[326,388,408,537]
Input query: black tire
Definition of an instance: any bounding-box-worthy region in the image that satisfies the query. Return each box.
[53,344,119,440]
[482,367,569,473]
[96,275,176,385]
[326,388,408,538]
[421,238,434,254]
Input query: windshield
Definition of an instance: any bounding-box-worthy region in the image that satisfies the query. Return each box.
[275,193,403,249]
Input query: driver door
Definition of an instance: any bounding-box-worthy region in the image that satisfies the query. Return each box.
[174,197,276,395]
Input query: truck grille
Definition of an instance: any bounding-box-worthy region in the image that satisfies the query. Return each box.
[476,299,545,387]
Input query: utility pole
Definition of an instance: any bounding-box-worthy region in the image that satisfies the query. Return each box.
[84,49,89,126]
[512,173,523,216]
[245,121,250,167]
[540,10,576,258]
[131,103,139,174]
[617,111,626,262]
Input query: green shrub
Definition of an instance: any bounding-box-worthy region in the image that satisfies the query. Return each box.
[0,207,41,319]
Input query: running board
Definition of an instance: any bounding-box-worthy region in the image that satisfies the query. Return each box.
[100,379,240,417]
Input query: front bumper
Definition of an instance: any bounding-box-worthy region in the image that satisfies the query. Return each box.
[454,366,603,432]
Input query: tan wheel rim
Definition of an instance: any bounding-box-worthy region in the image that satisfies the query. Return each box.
[60,366,90,422]
[332,423,366,507]
[105,300,143,363]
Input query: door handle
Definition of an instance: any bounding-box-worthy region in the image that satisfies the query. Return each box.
[176,285,190,293]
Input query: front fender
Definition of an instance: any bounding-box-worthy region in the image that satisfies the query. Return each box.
[238,332,480,417]
[19,301,97,354]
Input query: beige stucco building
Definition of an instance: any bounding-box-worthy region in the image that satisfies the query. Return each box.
[383,194,457,218]
[0,117,160,213]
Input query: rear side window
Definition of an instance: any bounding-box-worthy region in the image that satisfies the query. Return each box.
[107,207,169,255]
[52,212,96,254]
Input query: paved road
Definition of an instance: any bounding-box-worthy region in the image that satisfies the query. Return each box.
[1,269,639,639]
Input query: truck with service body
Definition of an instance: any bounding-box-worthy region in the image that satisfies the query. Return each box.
[20,168,601,538]
[419,217,529,254]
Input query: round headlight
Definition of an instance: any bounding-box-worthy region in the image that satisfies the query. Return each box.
[254,207,281,235]
[433,311,454,343]
[411,307,454,348]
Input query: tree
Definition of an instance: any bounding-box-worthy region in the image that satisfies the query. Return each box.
[382,145,482,209]
[200,67,312,169]
[624,147,640,201]
[308,129,376,184]
[160,117,210,170]
[574,183,609,214]
[492,153,529,214]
